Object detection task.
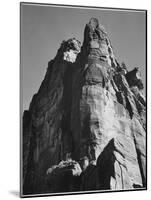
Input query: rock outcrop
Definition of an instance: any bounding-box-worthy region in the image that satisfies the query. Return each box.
[46,160,82,192]
[22,18,146,195]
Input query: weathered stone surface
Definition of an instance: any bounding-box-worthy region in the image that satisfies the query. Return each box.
[97,137,142,190]
[46,160,82,192]
[23,110,32,182]
[62,38,81,63]
[126,67,144,90]
[23,38,81,194]
[23,18,146,195]
[80,162,98,191]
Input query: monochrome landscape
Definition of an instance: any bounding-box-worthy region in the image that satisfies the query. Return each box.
[21,4,146,196]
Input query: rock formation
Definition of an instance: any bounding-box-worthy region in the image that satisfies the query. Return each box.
[22,18,146,195]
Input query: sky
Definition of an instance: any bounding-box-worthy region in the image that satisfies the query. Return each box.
[21,3,146,111]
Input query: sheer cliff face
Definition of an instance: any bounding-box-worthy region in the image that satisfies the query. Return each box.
[23,18,146,195]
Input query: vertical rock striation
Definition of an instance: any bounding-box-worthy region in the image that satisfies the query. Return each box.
[22,18,146,195]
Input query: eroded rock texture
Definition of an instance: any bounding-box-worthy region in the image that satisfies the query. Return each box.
[23,18,146,195]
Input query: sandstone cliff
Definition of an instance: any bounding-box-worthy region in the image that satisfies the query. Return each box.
[22,18,146,195]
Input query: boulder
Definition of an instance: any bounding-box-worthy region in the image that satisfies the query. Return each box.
[46,160,82,192]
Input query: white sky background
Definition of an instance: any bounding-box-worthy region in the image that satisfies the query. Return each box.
[21,4,146,110]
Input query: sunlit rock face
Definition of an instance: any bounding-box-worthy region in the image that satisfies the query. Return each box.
[63,38,81,63]
[23,18,146,195]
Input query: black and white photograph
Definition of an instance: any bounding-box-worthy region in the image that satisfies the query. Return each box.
[20,2,147,197]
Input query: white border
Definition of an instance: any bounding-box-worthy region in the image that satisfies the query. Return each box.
[0,0,150,200]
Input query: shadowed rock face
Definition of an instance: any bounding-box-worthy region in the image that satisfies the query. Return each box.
[126,67,144,90]
[23,18,146,195]
[46,160,82,192]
